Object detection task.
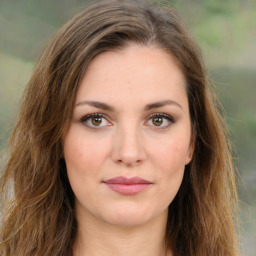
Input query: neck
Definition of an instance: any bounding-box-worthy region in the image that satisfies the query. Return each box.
[73,210,172,256]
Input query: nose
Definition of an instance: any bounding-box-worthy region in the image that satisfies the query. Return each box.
[111,123,146,167]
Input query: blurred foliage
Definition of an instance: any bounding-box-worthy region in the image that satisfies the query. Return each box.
[0,0,255,255]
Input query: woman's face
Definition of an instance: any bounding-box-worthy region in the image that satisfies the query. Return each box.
[63,44,194,227]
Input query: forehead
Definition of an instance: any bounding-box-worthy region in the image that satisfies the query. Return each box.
[76,44,187,109]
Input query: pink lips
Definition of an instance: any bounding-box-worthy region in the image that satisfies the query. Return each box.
[103,176,152,195]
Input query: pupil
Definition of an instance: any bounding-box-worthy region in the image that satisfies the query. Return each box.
[153,117,163,126]
[92,117,102,126]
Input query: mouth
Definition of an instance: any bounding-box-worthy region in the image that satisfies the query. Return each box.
[103,176,153,195]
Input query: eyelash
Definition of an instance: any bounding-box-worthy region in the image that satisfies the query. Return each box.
[147,113,175,129]
[80,113,175,129]
[81,113,110,128]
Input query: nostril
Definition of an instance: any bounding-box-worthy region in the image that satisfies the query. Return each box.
[115,158,143,168]
[112,147,146,166]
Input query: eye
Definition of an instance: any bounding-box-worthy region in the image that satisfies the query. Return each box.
[146,113,174,128]
[81,113,112,128]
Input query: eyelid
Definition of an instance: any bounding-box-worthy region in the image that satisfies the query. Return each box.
[80,112,175,130]
[81,113,112,128]
[145,113,175,129]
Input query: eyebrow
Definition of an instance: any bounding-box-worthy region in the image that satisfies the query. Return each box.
[76,100,115,111]
[75,99,183,111]
[144,100,182,111]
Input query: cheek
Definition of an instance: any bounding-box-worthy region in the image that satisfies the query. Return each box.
[63,131,110,203]
[146,137,188,209]
[151,136,190,172]
[63,130,110,174]
[149,136,189,193]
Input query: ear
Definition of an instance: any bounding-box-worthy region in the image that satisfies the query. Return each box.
[185,131,196,165]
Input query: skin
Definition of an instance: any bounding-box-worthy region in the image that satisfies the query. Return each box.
[63,43,194,256]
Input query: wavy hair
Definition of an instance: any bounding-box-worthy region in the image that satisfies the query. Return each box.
[0,0,238,255]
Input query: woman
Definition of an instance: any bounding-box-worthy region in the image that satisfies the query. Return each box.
[0,0,238,255]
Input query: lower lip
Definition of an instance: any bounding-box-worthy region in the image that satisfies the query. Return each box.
[104,183,151,195]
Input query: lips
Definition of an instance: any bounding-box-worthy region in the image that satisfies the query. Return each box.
[103,176,152,195]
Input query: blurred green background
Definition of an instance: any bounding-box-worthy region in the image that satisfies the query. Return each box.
[0,0,255,255]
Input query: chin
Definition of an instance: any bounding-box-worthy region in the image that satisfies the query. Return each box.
[105,214,150,227]
[100,204,166,228]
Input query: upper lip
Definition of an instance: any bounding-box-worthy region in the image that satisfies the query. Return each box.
[103,176,152,184]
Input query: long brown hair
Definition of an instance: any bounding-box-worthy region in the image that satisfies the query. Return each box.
[0,0,238,255]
